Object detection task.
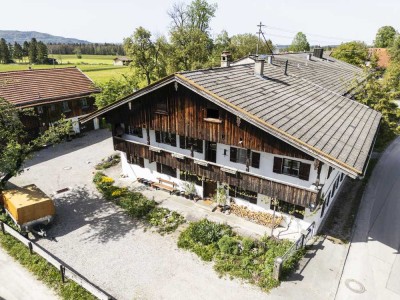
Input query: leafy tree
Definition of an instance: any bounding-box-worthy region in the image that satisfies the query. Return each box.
[289,32,310,52]
[95,74,139,108]
[0,38,11,63]
[13,42,23,62]
[124,27,166,85]
[22,41,29,57]
[374,26,397,48]
[37,41,48,63]
[28,38,38,64]
[388,34,400,63]
[230,33,274,59]
[331,41,368,66]
[0,98,71,190]
[186,0,217,33]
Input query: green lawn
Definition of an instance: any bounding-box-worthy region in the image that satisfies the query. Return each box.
[0,55,131,84]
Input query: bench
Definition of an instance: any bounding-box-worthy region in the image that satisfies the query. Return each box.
[151,178,177,194]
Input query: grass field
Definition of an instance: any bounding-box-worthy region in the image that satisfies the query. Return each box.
[0,54,131,84]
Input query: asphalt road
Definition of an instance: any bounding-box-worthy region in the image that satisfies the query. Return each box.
[336,136,400,300]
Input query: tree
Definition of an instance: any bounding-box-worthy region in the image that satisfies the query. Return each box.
[28,38,38,64]
[331,41,368,66]
[95,74,139,108]
[37,41,48,63]
[0,38,11,63]
[13,42,23,62]
[230,33,274,59]
[388,34,400,63]
[289,32,310,52]
[186,0,217,33]
[22,41,29,57]
[124,27,161,85]
[374,26,397,48]
[0,98,71,190]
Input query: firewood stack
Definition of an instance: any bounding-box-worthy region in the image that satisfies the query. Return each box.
[230,203,283,228]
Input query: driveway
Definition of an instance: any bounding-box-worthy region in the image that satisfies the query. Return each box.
[336,137,400,300]
[8,129,348,300]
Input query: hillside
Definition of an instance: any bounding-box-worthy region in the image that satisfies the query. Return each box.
[0,30,90,44]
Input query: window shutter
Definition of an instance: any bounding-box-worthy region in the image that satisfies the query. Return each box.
[155,131,160,143]
[251,152,260,168]
[156,162,161,173]
[273,157,283,174]
[230,147,237,162]
[179,135,185,149]
[299,163,311,181]
[170,134,177,147]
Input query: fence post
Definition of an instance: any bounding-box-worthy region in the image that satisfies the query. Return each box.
[0,222,5,235]
[28,242,33,255]
[60,265,66,283]
[273,257,283,281]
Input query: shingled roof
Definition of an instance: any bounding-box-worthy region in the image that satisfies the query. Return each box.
[0,67,100,108]
[81,61,380,178]
[232,53,364,96]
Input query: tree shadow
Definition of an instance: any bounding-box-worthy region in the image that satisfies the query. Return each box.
[42,185,144,244]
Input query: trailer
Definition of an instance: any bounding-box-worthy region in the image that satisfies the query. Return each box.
[1,184,55,236]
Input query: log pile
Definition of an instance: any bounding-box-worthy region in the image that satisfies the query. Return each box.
[230,203,283,228]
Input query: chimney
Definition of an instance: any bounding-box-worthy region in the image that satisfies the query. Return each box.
[313,48,324,59]
[254,58,265,76]
[267,55,273,64]
[306,53,312,60]
[221,51,232,67]
[284,60,288,75]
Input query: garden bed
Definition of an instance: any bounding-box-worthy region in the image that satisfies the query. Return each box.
[177,219,303,291]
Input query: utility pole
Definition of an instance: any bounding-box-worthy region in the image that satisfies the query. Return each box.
[256,22,266,57]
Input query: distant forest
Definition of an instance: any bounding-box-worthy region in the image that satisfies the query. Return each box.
[47,43,125,56]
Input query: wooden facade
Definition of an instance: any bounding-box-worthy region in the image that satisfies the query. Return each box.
[114,137,317,206]
[107,83,313,161]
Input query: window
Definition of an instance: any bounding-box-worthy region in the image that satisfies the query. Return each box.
[62,101,71,112]
[81,98,88,108]
[37,106,43,114]
[230,147,248,165]
[180,170,202,186]
[283,158,300,176]
[206,108,219,119]
[270,199,305,220]
[130,155,144,168]
[251,152,260,169]
[155,131,176,146]
[128,126,143,138]
[273,157,311,181]
[228,185,257,204]
[50,104,56,112]
[155,99,168,114]
[156,163,176,177]
[179,135,203,153]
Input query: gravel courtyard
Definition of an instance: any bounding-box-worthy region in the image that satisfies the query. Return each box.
[9,129,268,300]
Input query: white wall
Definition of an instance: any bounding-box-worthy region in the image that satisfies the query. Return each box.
[216,143,318,189]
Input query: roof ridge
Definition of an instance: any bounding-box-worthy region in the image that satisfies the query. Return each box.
[0,66,79,74]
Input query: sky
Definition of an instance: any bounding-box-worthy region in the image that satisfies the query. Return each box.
[1,0,399,45]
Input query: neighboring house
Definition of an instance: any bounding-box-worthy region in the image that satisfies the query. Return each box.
[113,56,132,66]
[0,67,100,138]
[81,52,380,232]
[368,48,390,69]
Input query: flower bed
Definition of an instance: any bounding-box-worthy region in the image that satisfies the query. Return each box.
[177,219,302,291]
[93,172,185,234]
[94,154,120,170]
[230,203,283,228]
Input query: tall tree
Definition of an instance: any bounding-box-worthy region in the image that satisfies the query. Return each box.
[124,27,165,85]
[22,41,30,57]
[289,32,310,52]
[13,42,23,62]
[37,41,48,63]
[374,26,397,48]
[331,41,368,66]
[28,38,38,63]
[230,33,274,59]
[0,38,11,63]
[388,34,400,62]
[0,98,71,189]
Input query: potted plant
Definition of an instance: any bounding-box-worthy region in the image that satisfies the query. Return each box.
[183,182,196,200]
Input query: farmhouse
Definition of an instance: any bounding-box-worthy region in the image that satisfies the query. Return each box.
[81,51,380,231]
[0,67,100,137]
[113,56,132,66]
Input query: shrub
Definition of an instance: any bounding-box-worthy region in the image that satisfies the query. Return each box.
[218,235,240,255]
[146,207,185,234]
[120,195,156,218]
[188,219,232,245]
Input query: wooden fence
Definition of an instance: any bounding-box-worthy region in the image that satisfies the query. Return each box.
[0,221,113,300]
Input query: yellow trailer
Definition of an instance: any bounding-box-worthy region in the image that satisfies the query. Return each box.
[1,184,55,235]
